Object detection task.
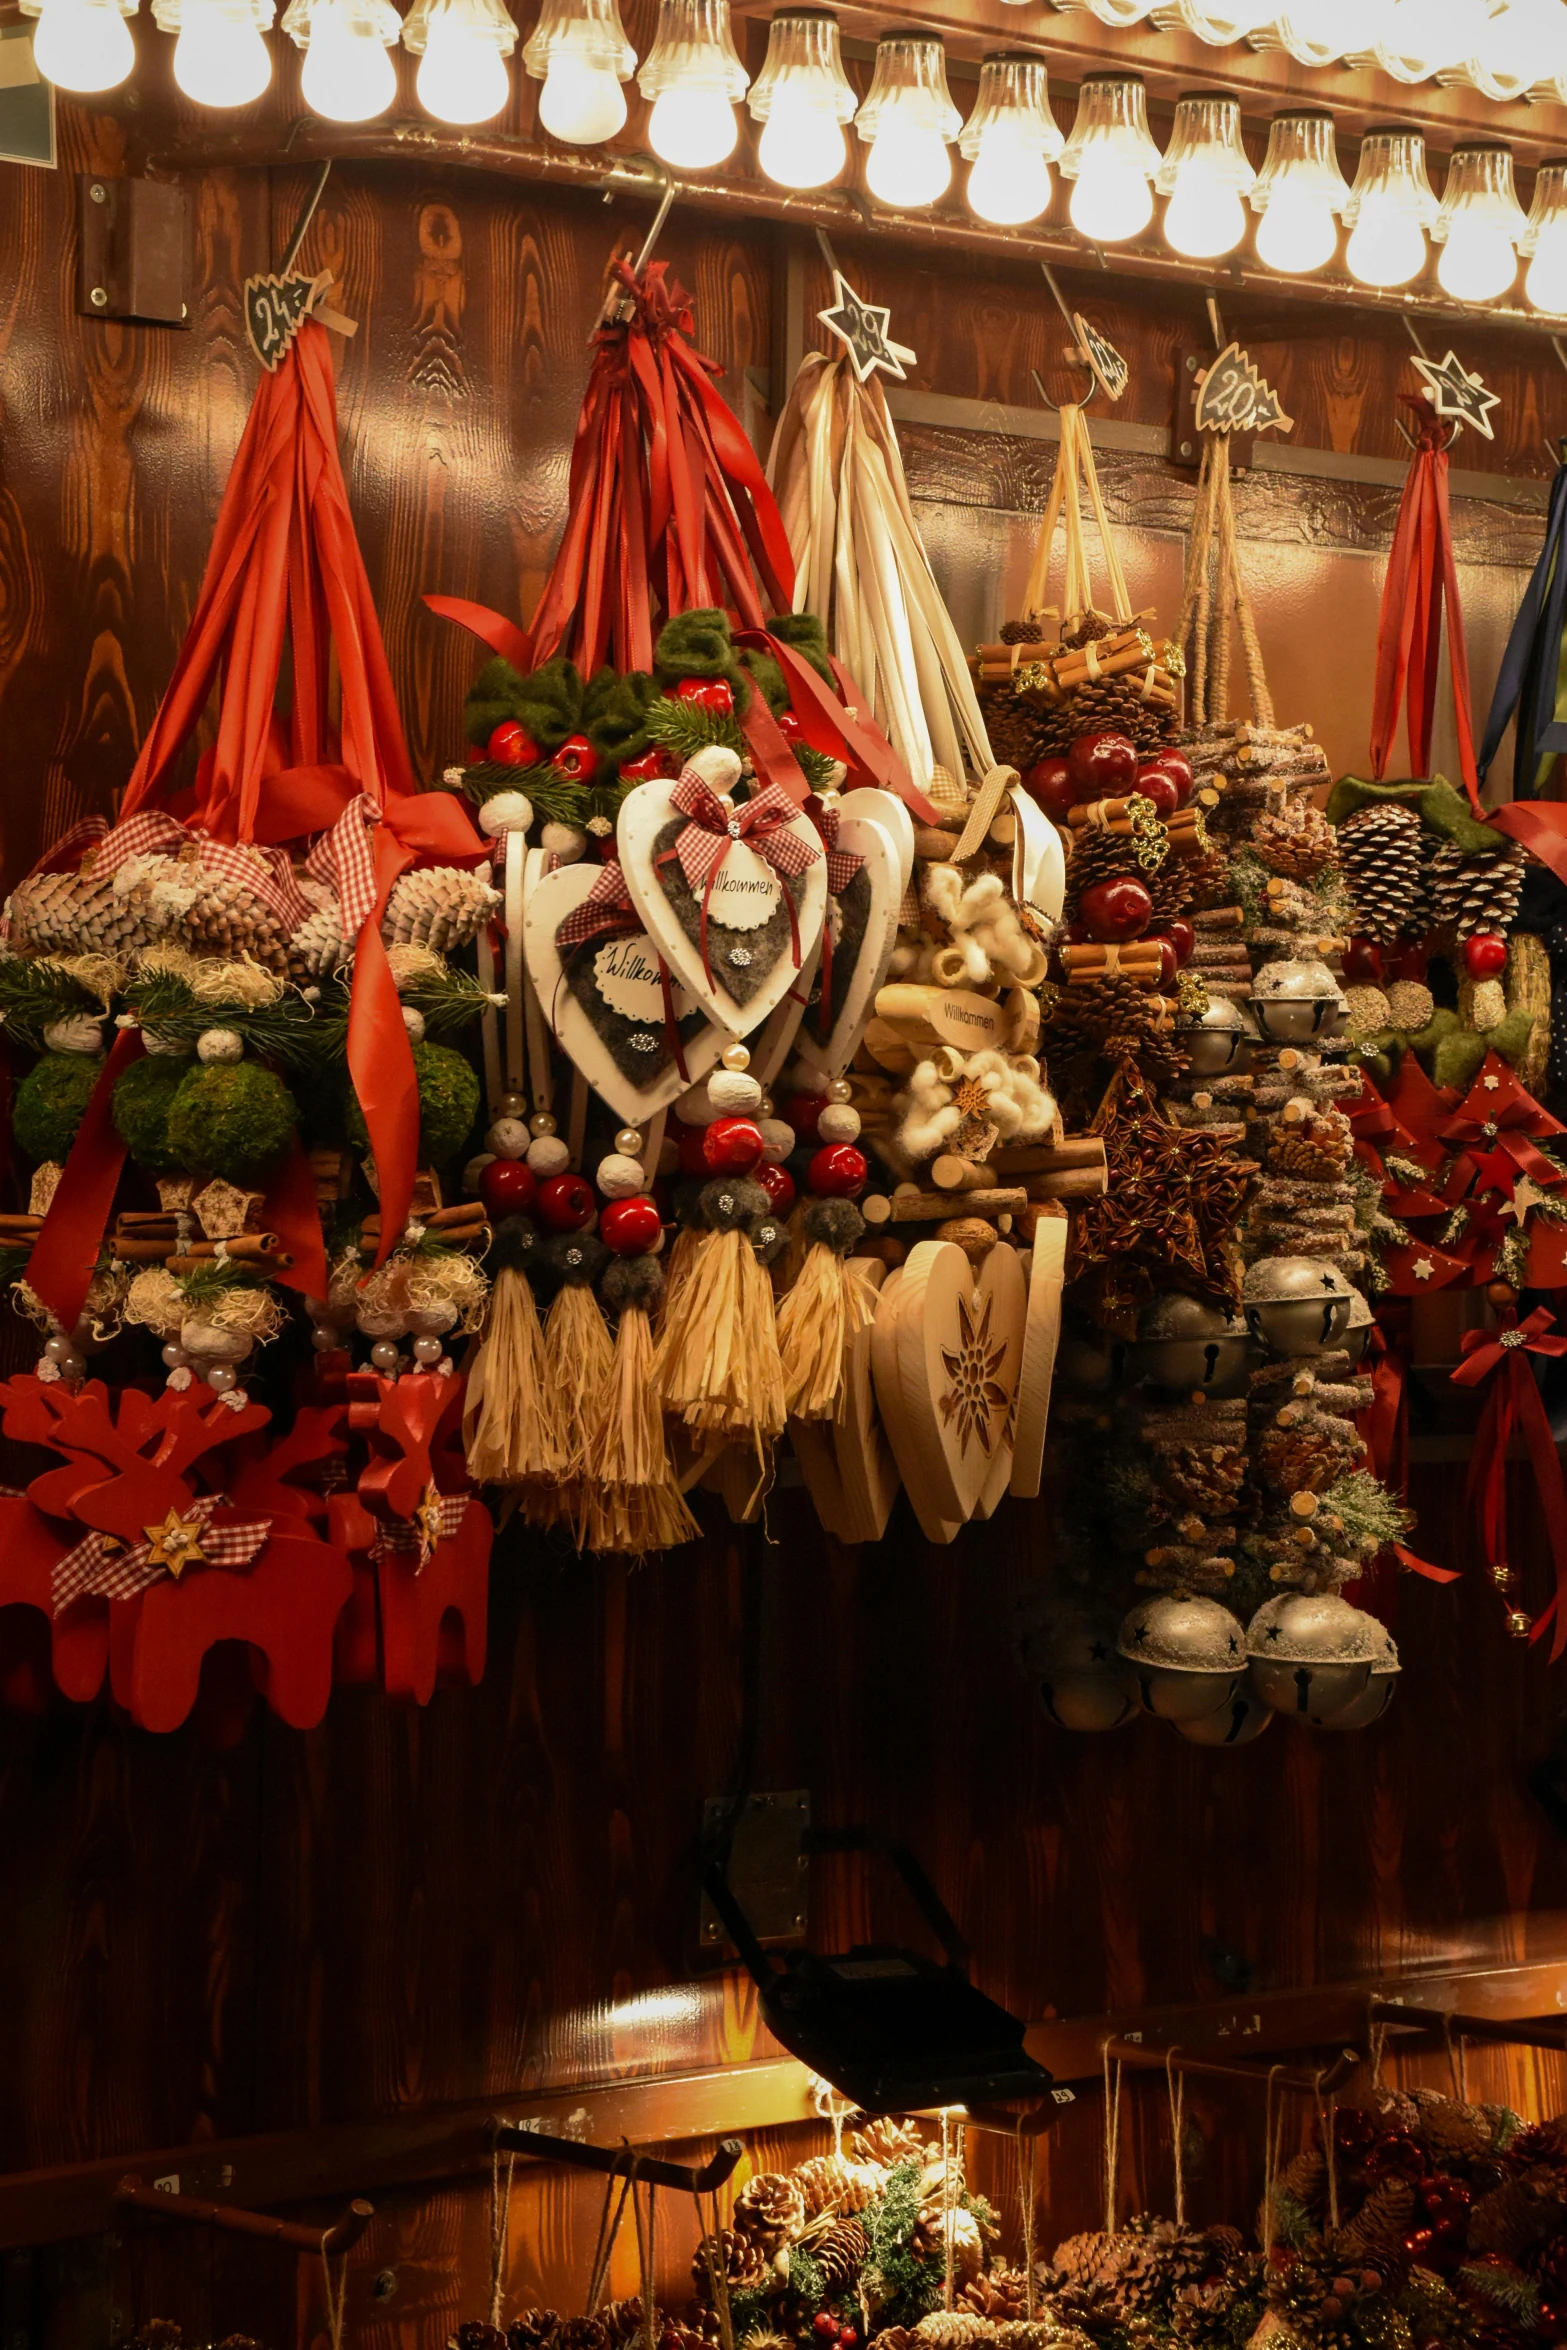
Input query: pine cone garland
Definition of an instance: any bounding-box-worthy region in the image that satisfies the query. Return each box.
[815,2217,871,2294]
[693,2231,772,2298]
[734,2174,808,2250]
[1336,805,1424,945]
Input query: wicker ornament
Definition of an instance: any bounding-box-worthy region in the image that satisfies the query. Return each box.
[1336,804,1423,944]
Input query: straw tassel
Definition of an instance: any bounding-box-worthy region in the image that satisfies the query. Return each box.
[542,1256,616,1478]
[462,1224,566,1485]
[653,1177,787,1443]
[777,1199,875,1421]
[585,1255,700,1558]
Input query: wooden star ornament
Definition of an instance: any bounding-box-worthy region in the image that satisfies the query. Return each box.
[818,271,917,384]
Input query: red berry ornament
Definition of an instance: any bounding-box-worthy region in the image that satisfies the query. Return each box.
[1464,932,1508,979]
[1021,755,1078,822]
[672,676,735,717]
[618,747,673,784]
[480,1159,537,1219]
[552,734,599,785]
[1166,918,1195,966]
[809,1143,867,1199]
[487,720,539,767]
[1132,765,1180,819]
[600,1195,662,1254]
[703,1116,766,1176]
[1342,936,1385,986]
[757,1160,797,1215]
[814,2318,837,2338]
[1139,748,1193,806]
[1067,730,1138,799]
[536,1172,596,1231]
[1077,875,1153,942]
[778,1091,828,1144]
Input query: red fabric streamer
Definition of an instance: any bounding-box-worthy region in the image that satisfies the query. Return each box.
[26,1029,145,1332]
[1452,1307,1567,1656]
[1370,414,1481,811]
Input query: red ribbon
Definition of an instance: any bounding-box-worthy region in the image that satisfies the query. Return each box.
[657,770,821,991]
[26,1029,145,1332]
[1452,1308,1567,1656]
[1370,415,1481,812]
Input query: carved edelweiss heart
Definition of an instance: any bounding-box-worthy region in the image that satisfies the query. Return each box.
[786,807,903,1089]
[871,1240,1026,1532]
[616,777,828,1040]
[522,857,725,1126]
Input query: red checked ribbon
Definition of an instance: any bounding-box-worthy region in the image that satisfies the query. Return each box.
[552,858,689,1082]
[656,767,821,990]
[1452,1308,1567,1656]
[368,1487,469,1574]
[51,1492,272,1615]
[805,794,864,1036]
[1370,411,1481,812]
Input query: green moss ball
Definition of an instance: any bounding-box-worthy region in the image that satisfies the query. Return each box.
[111,1054,191,1171]
[14,1051,101,1163]
[166,1060,298,1181]
[344,1041,480,1168]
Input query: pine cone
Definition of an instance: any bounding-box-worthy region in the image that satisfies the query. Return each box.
[454,2328,508,2350]
[1146,856,1194,928]
[1334,2179,1416,2267]
[134,2329,184,2350]
[600,2301,653,2342]
[1336,804,1424,945]
[1470,2175,1567,2259]
[383,864,502,955]
[558,2321,612,2350]
[508,2310,561,2350]
[991,2328,1055,2350]
[1001,619,1040,646]
[874,2329,916,2350]
[214,2339,261,2350]
[796,2155,885,2218]
[910,2317,995,2348]
[1150,1440,1249,1517]
[1256,1423,1358,1496]
[1267,1112,1352,1181]
[854,2119,929,2172]
[1062,610,1119,650]
[960,2270,1033,2323]
[1252,804,1339,883]
[692,2229,772,2297]
[1454,843,1526,940]
[816,2217,871,2294]
[980,686,1053,777]
[1065,825,1148,915]
[914,2207,985,2285]
[734,2174,808,2250]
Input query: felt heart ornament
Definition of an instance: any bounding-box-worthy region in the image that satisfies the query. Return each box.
[617,774,827,1041]
[523,855,725,1126]
[788,807,903,1085]
[830,1257,900,1544]
[1009,1209,1068,1499]
[873,1238,1026,1527]
[838,785,915,896]
[869,1268,960,1544]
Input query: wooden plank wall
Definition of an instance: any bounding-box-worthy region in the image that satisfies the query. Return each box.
[6,66,1567,2350]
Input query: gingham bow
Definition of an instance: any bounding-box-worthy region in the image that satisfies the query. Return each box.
[305,792,382,934]
[660,767,820,989]
[87,810,314,934]
[554,857,642,953]
[368,1487,469,1574]
[51,1492,273,1616]
[808,798,864,900]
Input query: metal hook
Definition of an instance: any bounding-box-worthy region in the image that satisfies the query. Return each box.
[1205,293,1226,353]
[1033,261,1102,413]
[1393,412,1460,454]
[591,169,676,337]
[279,158,332,275]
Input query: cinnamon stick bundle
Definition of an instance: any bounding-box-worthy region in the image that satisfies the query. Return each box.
[1061,941,1163,986]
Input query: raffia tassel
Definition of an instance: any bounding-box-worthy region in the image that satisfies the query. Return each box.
[582,1254,701,1557]
[654,1223,786,1441]
[777,1201,875,1420]
[462,1263,566,1486]
[542,1265,616,1477]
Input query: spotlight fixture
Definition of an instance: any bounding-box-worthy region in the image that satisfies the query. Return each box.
[1248,109,1349,274]
[1058,72,1161,244]
[1432,142,1526,302]
[1523,158,1567,314]
[959,53,1063,228]
[747,8,857,191]
[283,0,399,121]
[1156,92,1255,258]
[21,0,136,90]
[637,0,748,170]
[402,0,515,121]
[153,0,273,105]
[855,31,961,210]
[522,0,635,144]
[1342,127,1437,288]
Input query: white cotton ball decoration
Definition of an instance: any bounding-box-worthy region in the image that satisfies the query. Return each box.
[541,822,587,863]
[596,1152,646,1198]
[196,1028,245,1064]
[685,743,743,795]
[140,1028,194,1056]
[402,1006,427,1043]
[526,1134,571,1177]
[707,1070,763,1114]
[463,1153,496,1194]
[673,1082,719,1127]
[817,1104,862,1144]
[43,1016,105,1056]
[486,1118,530,1161]
[757,1118,795,1165]
[479,790,534,836]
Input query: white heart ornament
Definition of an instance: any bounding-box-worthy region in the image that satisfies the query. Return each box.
[522,857,724,1126]
[617,778,827,1040]
[787,809,902,1084]
[838,786,915,896]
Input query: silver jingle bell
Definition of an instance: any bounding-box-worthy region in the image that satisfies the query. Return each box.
[1131,1291,1250,1395]
[1246,1591,1379,1717]
[1174,1682,1275,1746]
[1242,1255,1354,1357]
[1341,1288,1375,1365]
[1118,1595,1246,1722]
[1180,994,1259,1076]
[1249,956,1348,1044]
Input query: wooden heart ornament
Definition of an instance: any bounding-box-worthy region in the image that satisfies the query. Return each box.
[617,766,827,1039]
[523,854,724,1126]
[871,1239,1026,1531]
[838,785,915,896]
[788,804,903,1085]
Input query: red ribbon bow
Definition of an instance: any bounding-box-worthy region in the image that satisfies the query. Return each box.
[804,794,864,1038]
[658,768,821,990]
[1452,1307,1567,1656]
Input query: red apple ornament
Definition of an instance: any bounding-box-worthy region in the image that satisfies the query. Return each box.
[487,720,539,767]
[1132,766,1180,819]
[536,1173,596,1231]
[703,1116,766,1176]
[1067,730,1138,799]
[757,1161,797,1215]
[1464,932,1508,979]
[552,734,598,784]
[1166,918,1195,966]
[600,1196,662,1254]
[1078,875,1153,941]
[1152,936,1179,986]
[618,747,673,784]
[809,1144,867,1198]
[672,676,735,717]
[1021,755,1077,822]
[1139,748,1193,806]
[480,1159,538,1219]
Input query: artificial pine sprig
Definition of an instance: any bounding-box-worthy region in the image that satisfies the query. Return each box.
[0,956,111,1049]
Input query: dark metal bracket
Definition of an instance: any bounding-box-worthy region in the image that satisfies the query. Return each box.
[77,175,188,326]
[116,2173,374,2254]
[493,2126,744,2194]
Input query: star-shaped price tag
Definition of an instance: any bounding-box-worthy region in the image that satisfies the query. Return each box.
[141,1505,210,1580]
[1412,348,1501,441]
[817,270,917,385]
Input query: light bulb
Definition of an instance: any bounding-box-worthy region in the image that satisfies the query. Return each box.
[1070,151,1153,242]
[966,124,1051,225]
[416,11,507,117]
[539,49,625,139]
[1528,220,1567,312]
[30,0,134,90]
[1163,162,1246,257]
[757,88,845,188]
[865,119,951,208]
[648,83,736,166]
[173,3,270,102]
[1255,185,1337,271]
[300,0,394,118]
[1346,194,1426,286]
[1437,218,1517,300]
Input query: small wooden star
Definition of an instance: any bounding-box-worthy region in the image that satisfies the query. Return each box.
[1413,349,1500,441]
[142,1506,208,1580]
[818,271,917,385]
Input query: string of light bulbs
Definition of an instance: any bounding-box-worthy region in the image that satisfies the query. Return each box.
[18,0,1567,313]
